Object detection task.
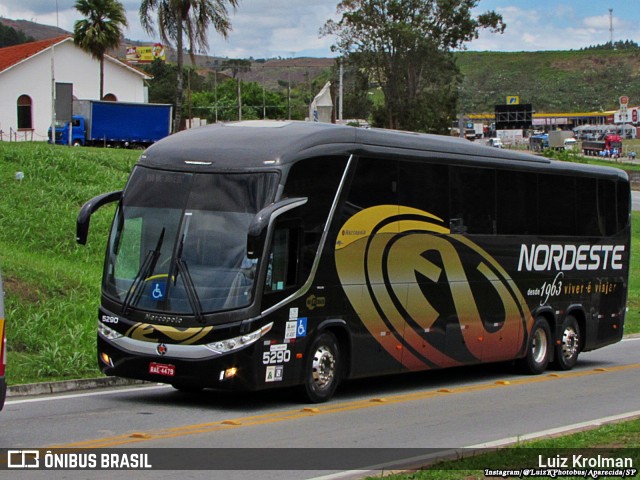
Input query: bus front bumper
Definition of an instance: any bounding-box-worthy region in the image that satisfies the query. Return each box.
[97,335,260,391]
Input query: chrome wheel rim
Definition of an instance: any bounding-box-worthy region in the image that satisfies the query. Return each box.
[311,345,335,390]
[532,327,548,365]
[561,326,579,360]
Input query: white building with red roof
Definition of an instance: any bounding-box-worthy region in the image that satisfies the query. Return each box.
[0,35,151,141]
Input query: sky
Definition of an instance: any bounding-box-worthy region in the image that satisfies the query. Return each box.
[0,0,638,59]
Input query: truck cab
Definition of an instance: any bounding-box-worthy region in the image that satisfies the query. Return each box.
[563,137,577,150]
[48,116,86,146]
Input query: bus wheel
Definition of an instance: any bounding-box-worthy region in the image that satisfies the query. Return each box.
[520,317,551,374]
[553,315,580,370]
[302,331,341,403]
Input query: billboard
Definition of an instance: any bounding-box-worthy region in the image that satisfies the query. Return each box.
[495,104,533,130]
[126,44,166,64]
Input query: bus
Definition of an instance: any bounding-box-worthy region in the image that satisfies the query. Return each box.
[77,120,631,403]
[0,270,6,410]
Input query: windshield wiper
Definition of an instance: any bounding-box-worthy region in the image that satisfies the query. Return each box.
[121,227,165,315]
[172,234,205,324]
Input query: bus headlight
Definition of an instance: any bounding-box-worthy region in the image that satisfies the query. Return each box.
[98,322,124,340]
[205,322,273,354]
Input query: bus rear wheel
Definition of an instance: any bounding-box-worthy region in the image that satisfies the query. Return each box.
[519,317,551,374]
[553,315,580,370]
[301,331,341,403]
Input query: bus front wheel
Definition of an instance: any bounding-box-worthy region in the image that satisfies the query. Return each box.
[520,317,551,374]
[301,331,341,403]
[553,315,580,370]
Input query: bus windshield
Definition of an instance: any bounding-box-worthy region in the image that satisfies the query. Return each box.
[104,166,278,317]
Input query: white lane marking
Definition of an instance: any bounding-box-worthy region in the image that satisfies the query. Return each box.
[465,409,640,448]
[5,384,170,405]
[309,410,640,480]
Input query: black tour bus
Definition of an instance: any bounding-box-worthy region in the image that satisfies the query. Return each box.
[78,120,630,402]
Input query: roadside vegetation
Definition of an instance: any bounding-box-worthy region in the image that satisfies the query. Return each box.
[0,141,638,387]
[456,43,640,114]
[370,418,640,480]
[0,142,136,384]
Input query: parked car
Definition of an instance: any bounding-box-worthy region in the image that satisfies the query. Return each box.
[488,138,504,148]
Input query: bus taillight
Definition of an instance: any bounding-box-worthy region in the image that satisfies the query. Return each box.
[0,335,5,377]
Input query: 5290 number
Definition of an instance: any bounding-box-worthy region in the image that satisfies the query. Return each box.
[262,349,291,365]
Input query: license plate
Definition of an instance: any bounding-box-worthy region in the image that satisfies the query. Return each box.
[149,362,175,377]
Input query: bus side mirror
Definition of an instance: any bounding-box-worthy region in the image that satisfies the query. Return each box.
[77,190,122,245]
[247,197,307,259]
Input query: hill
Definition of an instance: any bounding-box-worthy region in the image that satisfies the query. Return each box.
[0,17,68,41]
[456,48,640,113]
[3,17,640,114]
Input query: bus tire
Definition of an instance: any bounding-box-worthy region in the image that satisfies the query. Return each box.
[553,315,580,370]
[301,331,341,403]
[519,317,551,374]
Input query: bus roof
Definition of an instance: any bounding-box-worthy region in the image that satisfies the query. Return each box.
[138,120,627,181]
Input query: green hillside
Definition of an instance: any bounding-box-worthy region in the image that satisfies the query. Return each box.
[456,47,640,113]
[0,143,137,384]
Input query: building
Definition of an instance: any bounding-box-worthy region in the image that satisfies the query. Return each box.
[0,35,151,141]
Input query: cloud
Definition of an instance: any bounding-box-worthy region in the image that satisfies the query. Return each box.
[3,1,640,57]
[583,14,610,30]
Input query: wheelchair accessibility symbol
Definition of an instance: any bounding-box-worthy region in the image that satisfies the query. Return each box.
[284,317,307,340]
[151,281,166,300]
[297,318,307,337]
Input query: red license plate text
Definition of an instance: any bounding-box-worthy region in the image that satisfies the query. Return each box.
[149,362,175,377]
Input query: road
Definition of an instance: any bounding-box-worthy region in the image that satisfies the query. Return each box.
[3,337,640,479]
[633,189,640,211]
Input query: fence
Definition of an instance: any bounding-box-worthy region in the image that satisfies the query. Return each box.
[0,128,35,142]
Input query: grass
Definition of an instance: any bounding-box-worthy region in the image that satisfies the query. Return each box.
[0,142,137,384]
[369,418,640,479]
[0,141,638,385]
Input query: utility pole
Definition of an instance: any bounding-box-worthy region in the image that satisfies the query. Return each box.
[50,0,59,145]
[338,59,343,122]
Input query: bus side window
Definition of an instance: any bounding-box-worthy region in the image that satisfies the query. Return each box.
[617,180,630,232]
[265,223,300,292]
[281,156,349,282]
[398,160,449,224]
[449,165,496,235]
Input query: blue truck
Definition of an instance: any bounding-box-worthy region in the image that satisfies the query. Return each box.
[50,100,172,148]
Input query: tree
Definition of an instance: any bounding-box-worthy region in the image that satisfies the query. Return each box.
[222,59,251,120]
[323,0,505,133]
[192,79,287,122]
[0,24,34,48]
[140,0,239,132]
[73,0,128,100]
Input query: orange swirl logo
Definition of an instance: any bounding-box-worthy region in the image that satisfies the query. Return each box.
[335,205,532,370]
[125,323,213,344]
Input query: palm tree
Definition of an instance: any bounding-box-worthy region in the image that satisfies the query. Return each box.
[73,0,128,100]
[140,0,238,132]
